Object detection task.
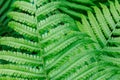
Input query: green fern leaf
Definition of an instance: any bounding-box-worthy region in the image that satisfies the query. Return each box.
[0,0,120,79]
[8,21,38,40]
[8,12,36,27]
[12,1,36,14]
[0,0,93,79]
[100,55,120,66]
[0,64,45,79]
[89,67,118,80]
[0,51,42,66]
[0,77,25,80]
[0,37,39,52]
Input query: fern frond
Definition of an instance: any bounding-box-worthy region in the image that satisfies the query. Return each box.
[95,72,115,80]
[49,50,96,80]
[36,0,48,7]
[12,1,36,14]
[109,74,120,80]
[0,64,44,79]
[100,55,120,66]
[66,63,98,80]
[38,13,77,33]
[102,47,120,55]
[79,0,120,48]
[36,0,94,19]
[41,24,72,43]
[68,62,105,80]
[87,11,107,47]
[0,37,39,52]
[93,6,111,38]
[76,15,101,49]
[0,51,42,66]
[113,29,120,36]
[36,2,60,17]
[100,3,115,30]
[109,1,120,22]
[89,67,118,80]
[7,12,36,28]
[0,76,25,80]
[44,33,92,69]
[115,0,120,14]
[109,37,120,46]
[76,1,120,79]
[8,21,38,40]
[43,32,92,57]
[46,46,95,71]
[1,0,120,79]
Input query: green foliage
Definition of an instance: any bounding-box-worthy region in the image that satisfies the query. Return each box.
[0,0,16,37]
[0,0,13,25]
[0,0,120,80]
[78,0,120,66]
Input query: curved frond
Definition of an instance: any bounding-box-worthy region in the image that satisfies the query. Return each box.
[36,2,60,17]
[79,0,120,47]
[7,12,36,28]
[43,32,92,57]
[93,6,111,38]
[12,1,36,14]
[100,55,120,66]
[8,21,38,40]
[100,3,115,30]
[76,1,120,79]
[0,51,42,66]
[1,0,120,79]
[87,11,107,47]
[41,24,75,43]
[113,28,120,36]
[115,0,120,14]
[38,13,77,33]
[109,37,120,46]
[109,1,120,22]
[89,67,118,80]
[0,64,44,79]
[49,50,96,80]
[102,47,120,55]
[68,62,105,80]
[0,37,39,52]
